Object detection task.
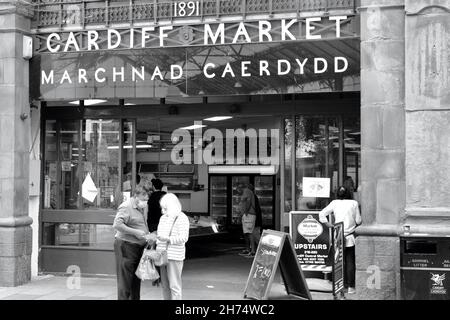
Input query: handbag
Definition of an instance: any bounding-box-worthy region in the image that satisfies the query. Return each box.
[135,245,160,281]
[150,216,178,267]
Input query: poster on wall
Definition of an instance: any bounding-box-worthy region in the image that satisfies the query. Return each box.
[289,211,331,271]
[61,161,72,172]
[82,173,98,202]
[302,177,330,198]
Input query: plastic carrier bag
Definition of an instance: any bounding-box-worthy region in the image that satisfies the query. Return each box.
[135,247,160,281]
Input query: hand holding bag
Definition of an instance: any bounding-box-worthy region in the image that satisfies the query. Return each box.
[151,216,178,267]
[135,244,160,281]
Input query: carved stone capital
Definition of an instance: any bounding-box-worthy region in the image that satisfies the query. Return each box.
[0,0,34,18]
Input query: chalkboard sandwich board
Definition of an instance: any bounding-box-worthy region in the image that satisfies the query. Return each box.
[243,230,312,300]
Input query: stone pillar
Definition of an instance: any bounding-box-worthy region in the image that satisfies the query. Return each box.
[0,0,34,286]
[357,0,406,299]
[404,1,450,233]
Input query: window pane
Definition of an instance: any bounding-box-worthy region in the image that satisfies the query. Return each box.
[82,120,120,209]
[344,117,361,201]
[60,120,81,209]
[231,176,250,225]
[115,120,135,206]
[295,117,339,210]
[42,223,115,249]
[44,120,58,209]
[284,118,293,213]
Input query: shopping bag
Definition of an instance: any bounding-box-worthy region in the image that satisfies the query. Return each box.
[152,216,178,266]
[147,245,168,267]
[135,249,160,281]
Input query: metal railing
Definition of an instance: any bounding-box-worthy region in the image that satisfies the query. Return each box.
[31,0,357,30]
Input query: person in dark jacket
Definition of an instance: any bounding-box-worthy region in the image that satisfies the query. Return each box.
[147,178,167,232]
[248,184,263,256]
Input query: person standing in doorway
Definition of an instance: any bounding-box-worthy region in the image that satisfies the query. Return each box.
[147,178,167,232]
[156,193,190,300]
[144,178,167,287]
[113,186,156,300]
[237,183,257,257]
[318,186,362,294]
[343,176,355,199]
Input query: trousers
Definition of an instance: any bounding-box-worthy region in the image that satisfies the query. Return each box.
[114,238,145,300]
[250,226,261,254]
[160,260,184,300]
[344,245,356,288]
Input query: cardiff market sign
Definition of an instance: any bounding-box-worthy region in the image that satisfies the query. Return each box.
[32,14,360,99]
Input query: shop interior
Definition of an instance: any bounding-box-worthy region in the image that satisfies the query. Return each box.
[40,94,360,272]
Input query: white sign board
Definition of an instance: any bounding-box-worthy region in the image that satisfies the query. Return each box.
[302,177,330,198]
[82,173,98,202]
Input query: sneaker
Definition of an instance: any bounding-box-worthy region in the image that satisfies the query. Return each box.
[239,250,250,256]
[347,287,356,294]
[245,252,256,258]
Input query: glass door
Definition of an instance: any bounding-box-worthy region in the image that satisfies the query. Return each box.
[231,176,250,225]
[41,118,136,274]
[254,176,275,228]
[295,117,340,210]
[209,176,228,227]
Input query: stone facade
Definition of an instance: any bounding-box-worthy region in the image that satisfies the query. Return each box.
[0,0,34,286]
[0,0,448,296]
[357,0,450,299]
[404,0,450,233]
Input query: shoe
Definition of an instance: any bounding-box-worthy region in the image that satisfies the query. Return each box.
[239,250,250,256]
[245,253,256,258]
[347,287,356,294]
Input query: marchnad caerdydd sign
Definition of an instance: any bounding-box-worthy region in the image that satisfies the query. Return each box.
[31,16,360,100]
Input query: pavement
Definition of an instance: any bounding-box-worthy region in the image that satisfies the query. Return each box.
[0,242,348,300]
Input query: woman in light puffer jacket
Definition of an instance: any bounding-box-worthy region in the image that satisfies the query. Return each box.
[156,193,190,300]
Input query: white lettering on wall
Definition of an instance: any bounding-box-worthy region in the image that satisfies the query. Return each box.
[78,69,88,83]
[314,57,328,73]
[87,31,99,51]
[232,22,251,43]
[64,32,80,52]
[335,57,348,73]
[95,68,106,83]
[142,27,155,48]
[108,29,121,50]
[42,70,54,84]
[330,16,347,38]
[259,21,272,42]
[204,23,225,45]
[306,17,322,40]
[132,66,145,82]
[278,60,291,75]
[203,63,216,78]
[159,26,173,47]
[47,33,61,53]
[281,19,297,41]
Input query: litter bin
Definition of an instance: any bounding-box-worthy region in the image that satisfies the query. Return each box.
[400,235,450,300]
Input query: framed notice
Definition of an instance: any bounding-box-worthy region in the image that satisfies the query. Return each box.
[61,161,72,172]
[289,211,331,271]
[302,177,330,198]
